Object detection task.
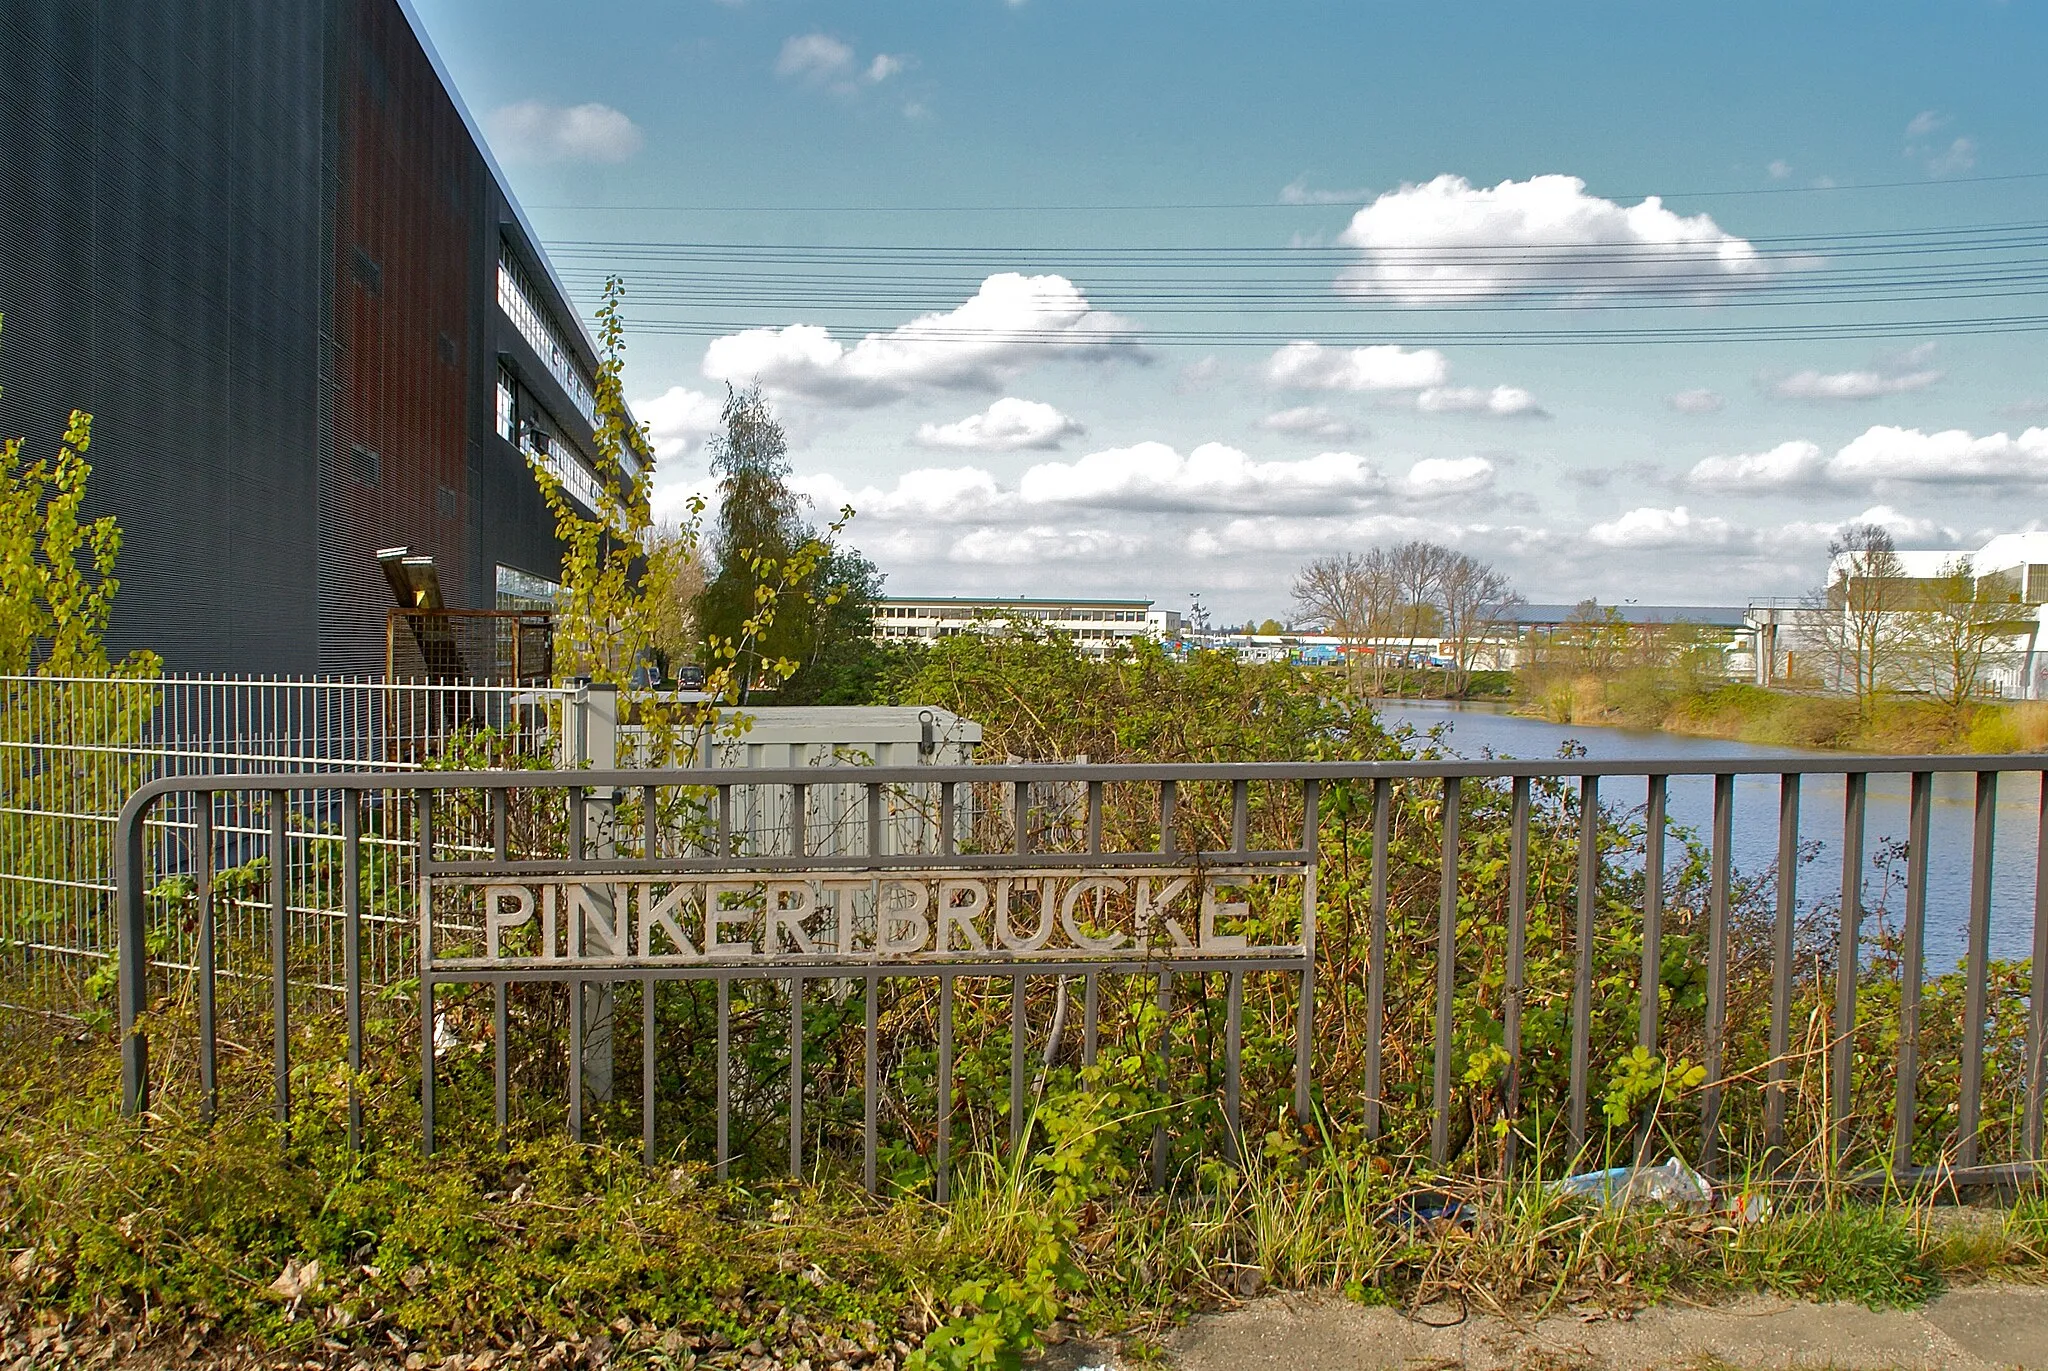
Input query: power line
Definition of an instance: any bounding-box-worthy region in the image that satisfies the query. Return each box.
[522,169,2048,215]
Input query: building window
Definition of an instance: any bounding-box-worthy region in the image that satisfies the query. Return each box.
[438,332,458,367]
[351,246,382,294]
[350,444,380,485]
[437,484,459,519]
[496,247,597,426]
[497,564,561,612]
[496,370,517,442]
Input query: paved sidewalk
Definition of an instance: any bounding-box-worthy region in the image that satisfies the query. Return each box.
[1163,1286,2048,1370]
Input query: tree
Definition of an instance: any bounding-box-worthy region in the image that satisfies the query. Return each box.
[1292,549,1398,694]
[1824,522,1909,714]
[777,545,892,705]
[1436,551,1520,696]
[1910,556,2015,712]
[1388,539,1456,645]
[640,520,706,680]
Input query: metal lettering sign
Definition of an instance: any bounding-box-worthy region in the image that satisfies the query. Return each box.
[427,866,1307,972]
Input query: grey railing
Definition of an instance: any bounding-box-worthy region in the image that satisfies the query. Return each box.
[111,757,2048,1190]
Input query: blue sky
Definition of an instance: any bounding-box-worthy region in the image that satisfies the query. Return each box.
[414,0,2048,621]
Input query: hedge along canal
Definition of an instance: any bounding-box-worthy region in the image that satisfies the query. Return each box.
[1374,698,2043,969]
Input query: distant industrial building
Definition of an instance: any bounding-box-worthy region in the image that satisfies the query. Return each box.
[873,596,1182,656]
[0,0,615,674]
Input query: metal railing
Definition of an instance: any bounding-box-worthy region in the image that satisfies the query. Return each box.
[108,756,2048,1190]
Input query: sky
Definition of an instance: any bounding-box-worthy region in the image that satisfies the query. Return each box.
[410,0,2048,623]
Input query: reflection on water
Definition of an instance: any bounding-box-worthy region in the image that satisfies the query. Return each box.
[1371,699,2042,969]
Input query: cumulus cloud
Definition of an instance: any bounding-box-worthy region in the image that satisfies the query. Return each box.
[1767,345,1944,401]
[1331,174,1765,302]
[776,33,855,79]
[486,101,643,164]
[1685,440,1826,493]
[1904,112,1977,177]
[1669,388,1725,414]
[1829,424,2048,485]
[1260,406,1358,441]
[1413,385,1546,418]
[1767,160,1793,180]
[702,273,1140,406]
[1265,341,1448,392]
[795,467,1008,523]
[1588,506,1744,550]
[914,398,1082,451]
[1905,110,1949,139]
[1402,456,1495,498]
[635,386,723,461]
[1017,443,1387,514]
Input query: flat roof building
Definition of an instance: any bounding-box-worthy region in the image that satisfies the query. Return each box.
[0,0,616,673]
[874,596,1181,656]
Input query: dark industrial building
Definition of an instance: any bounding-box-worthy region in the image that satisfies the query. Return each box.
[0,0,614,675]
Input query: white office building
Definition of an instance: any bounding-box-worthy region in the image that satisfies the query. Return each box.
[873,596,1182,656]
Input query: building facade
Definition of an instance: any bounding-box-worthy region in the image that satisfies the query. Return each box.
[0,0,609,674]
[873,596,1180,656]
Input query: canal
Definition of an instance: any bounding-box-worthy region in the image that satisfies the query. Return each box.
[1371,699,2042,970]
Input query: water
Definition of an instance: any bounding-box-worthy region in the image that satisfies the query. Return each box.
[1371,699,2043,971]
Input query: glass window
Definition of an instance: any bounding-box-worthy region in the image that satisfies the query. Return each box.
[497,564,561,613]
[497,247,597,426]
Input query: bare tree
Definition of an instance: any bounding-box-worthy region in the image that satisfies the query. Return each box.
[1292,548,1403,692]
[1910,556,2016,712]
[1437,551,1521,696]
[1825,522,1909,714]
[1387,539,1456,646]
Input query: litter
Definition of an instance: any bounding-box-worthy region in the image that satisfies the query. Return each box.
[1381,1188,1477,1228]
[1553,1156,1713,1209]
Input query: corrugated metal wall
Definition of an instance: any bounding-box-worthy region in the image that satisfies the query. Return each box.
[0,0,579,677]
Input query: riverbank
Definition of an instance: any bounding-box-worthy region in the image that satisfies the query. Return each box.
[1519,676,2048,754]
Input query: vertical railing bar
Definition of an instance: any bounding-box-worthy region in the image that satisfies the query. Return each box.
[1640,777,1666,1054]
[342,791,362,1149]
[1231,780,1248,854]
[1569,775,1598,1155]
[790,973,804,1180]
[1504,776,1530,1172]
[1702,772,1733,1174]
[418,791,435,1156]
[792,783,808,860]
[493,788,510,1150]
[2030,772,2048,1161]
[568,976,584,1144]
[1224,968,1244,1161]
[1152,971,1173,1189]
[715,977,730,1178]
[196,793,218,1125]
[643,783,659,862]
[864,972,880,1194]
[716,784,732,855]
[1010,971,1027,1151]
[1431,776,1460,1166]
[1766,773,1801,1151]
[1086,781,1102,855]
[937,973,954,1201]
[1014,779,1030,856]
[1894,772,1932,1173]
[1295,779,1319,1124]
[867,781,883,859]
[1365,777,1391,1141]
[1829,772,1867,1162]
[270,789,291,1125]
[1159,779,1178,855]
[1082,969,1100,1068]
[940,783,956,857]
[1959,771,1997,1169]
[643,975,657,1166]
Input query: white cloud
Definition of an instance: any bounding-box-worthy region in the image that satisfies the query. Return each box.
[795,467,1008,523]
[1018,442,1386,514]
[1413,385,1546,417]
[1332,174,1765,302]
[914,398,1082,451]
[1828,424,2048,486]
[1260,406,1357,441]
[702,273,1140,406]
[1928,137,1978,177]
[776,33,855,80]
[1279,177,1372,205]
[1767,160,1793,180]
[1668,388,1726,414]
[950,525,1145,565]
[866,53,906,83]
[1685,440,1826,493]
[1768,360,1943,401]
[1402,456,1495,498]
[1588,505,1744,550]
[486,101,643,164]
[1905,110,1949,139]
[1264,341,1448,392]
[635,386,723,461]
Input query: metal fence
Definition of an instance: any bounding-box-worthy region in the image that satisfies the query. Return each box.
[0,675,570,993]
[109,756,2048,1190]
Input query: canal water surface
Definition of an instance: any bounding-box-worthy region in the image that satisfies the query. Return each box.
[1369,699,2043,970]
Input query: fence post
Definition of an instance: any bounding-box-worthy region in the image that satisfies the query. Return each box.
[568,683,621,1105]
[116,793,151,1117]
